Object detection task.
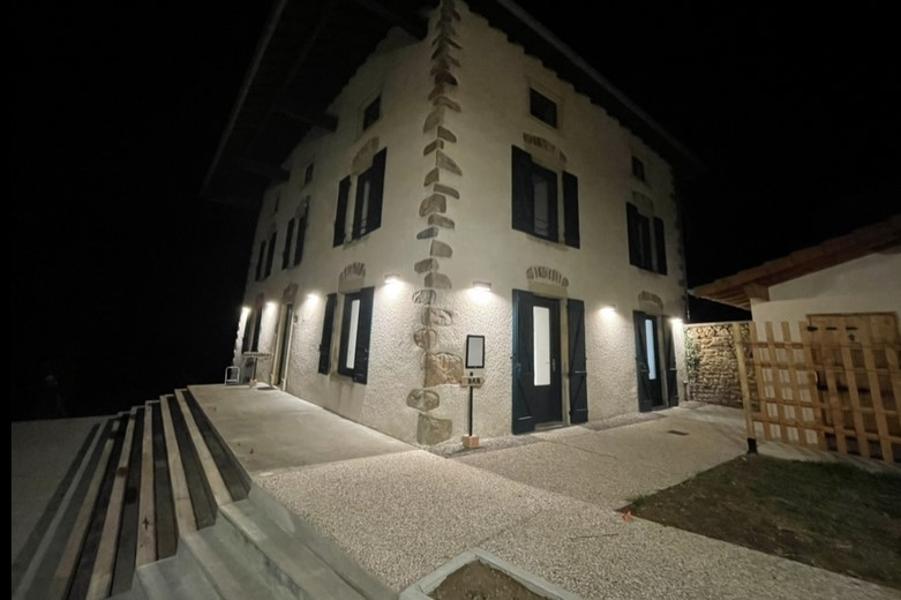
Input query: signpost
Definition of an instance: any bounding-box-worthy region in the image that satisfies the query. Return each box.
[462,335,485,449]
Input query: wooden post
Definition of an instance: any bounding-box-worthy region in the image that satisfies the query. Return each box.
[822,318,849,455]
[780,322,808,445]
[837,319,870,458]
[765,322,790,443]
[750,325,773,441]
[733,323,756,450]
[859,318,894,464]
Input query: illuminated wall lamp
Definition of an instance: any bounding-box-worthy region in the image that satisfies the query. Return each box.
[384,274,400,285]
[472,281,492,292]
[599,304,617,316]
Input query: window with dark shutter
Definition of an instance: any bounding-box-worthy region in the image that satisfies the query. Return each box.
[333,177,350,247]
[317,293,337,374]
[562,171,580,248]
[293,201,309,266]
[653,217,667,275]
[282,219,295,270]
[264,231,277,278]
[349,148,387,241]
[255,241,266,281]
[529,88,557,128]
[337,287,374,383]
[632,156,646,182]
[627,202,664,273]
[363,96,381,130]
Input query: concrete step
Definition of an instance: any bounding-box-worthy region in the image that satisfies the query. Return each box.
[159,394,199,537]
[218,500,367,600]
[249,487,396,600]
[182,524,294,600]
[134,547,220,600]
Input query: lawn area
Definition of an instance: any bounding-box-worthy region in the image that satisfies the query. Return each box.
[627,455,901,589]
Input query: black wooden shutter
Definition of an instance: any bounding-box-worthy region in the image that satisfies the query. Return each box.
[264,231,277,277]
[366,148,386,235]
[653,217,667,275]
[282,218,295,270]
[511,146,534,233]
[333,177,350,247]
[353,286,375,384]
[664,319,678,406]
[511,290,536,434]
[638,214,652,270]
[626,203,641,267]
[633,311,652,412]
[318,293,337,374]
[255,241,265,281]
[562,171,580,248]
[294,202,308,266]
[567,298,588,423]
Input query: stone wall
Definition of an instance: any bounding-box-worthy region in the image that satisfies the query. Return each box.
[684,322,755,408]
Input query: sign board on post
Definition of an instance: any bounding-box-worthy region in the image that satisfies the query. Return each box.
[463,335,485,448]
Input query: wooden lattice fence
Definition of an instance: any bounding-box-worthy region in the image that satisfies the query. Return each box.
[733,314,901,464]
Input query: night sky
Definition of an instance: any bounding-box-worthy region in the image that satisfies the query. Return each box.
[12,1,899,419]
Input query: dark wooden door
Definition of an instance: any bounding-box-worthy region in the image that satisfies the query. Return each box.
[513,290,562,433]
[634,311,663,411]
[275,303,294,387]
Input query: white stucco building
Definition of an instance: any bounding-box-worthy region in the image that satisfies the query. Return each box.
[204,0,703,445]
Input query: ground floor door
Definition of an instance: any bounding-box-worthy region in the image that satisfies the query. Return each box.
[634,311,664,411]
[274,303,294,388]
[513,290,562,433]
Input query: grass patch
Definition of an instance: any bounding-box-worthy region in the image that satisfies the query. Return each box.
[627,455,901,589]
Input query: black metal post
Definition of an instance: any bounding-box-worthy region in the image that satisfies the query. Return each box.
[468,370,474,437]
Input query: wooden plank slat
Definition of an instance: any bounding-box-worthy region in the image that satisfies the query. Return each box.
[111,407,145,595]
[884,336,901,430]
[749,325,773,441]
[820,319,849,455]
[733,323,755,442]
[86,410,136,600]
[174,389,231,507]
[779,322,810,445]
[765,322,791,442]
[837,320,870,458]
[182,388,251,501]
[165,395,217,529]
[136,403,156,567]
[159,395,196,537]
[799,321,828,450]
[151,402,178,559]
[859,319,894,464]
[65,414,128,600]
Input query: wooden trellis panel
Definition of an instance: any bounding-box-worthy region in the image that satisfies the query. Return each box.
[734,313,901,464]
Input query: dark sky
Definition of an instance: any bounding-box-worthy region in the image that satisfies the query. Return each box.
[12,1,899,418]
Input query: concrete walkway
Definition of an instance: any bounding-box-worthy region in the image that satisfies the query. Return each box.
[193,385,896,599]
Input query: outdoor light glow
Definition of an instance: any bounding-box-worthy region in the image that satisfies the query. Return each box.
[472,281,491,292]
[384,274,400,286]
[240,305,251,317]
[468,281,492,304]
[669,317,684,326]
[266,301,278,310]
[600,305,617,317]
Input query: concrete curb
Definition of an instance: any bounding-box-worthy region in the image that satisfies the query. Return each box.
[399,548,582,600]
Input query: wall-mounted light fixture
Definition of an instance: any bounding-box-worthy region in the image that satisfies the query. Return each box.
[599,304,617,317]
[669,317,684,326]
[384,274,400,286]
[472,281,492,292]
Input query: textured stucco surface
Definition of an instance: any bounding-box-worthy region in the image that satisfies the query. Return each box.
[233,1,689,445]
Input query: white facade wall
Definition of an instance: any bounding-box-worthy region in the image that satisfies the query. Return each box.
[233,1,688,444]
[750,251,901,329]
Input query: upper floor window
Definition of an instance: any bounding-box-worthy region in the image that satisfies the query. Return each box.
[363,95,381,131]
[631,156,646,182]
[273,193,280,214]
[333,148,387,246]
[255,240,266,281]
[263,230,277,278]
[626,200,667,274]
[511,146,580,248]
[529,88,558,128]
